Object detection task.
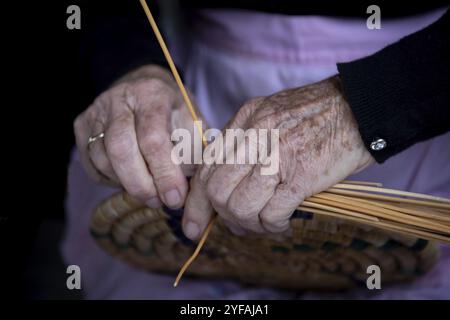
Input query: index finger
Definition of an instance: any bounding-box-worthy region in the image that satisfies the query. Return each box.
[104,103,158,203]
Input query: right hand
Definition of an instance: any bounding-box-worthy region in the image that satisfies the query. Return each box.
[74,65,198,209]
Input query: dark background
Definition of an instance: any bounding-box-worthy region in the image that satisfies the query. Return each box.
[11,0,164,300]
[7,0,88,299]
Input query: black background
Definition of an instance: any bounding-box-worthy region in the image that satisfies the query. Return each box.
[5,0,87,298]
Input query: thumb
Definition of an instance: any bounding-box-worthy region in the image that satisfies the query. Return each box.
[182,171,215,240]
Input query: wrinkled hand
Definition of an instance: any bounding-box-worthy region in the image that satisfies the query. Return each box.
[74,65,197,208]
[182,76,374,240]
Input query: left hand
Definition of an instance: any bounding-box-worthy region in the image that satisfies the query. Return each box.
[182,76,374,240]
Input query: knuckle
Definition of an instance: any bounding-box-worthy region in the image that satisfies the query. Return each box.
[107,132,135,162]
[136,78,167,94]
[228,201,254,221]
[261,214,289,231]
[111,82,129,93]
[206,182,227,208]
[249,116,271,130]
[140,132,166,155]
[272,222,289,232]
[127,183,154,201]
[153,169,178,188]
[144,78,166,88]
[111,112,133,127]
[229,97,265,129]
[88,96,108,116]
[260,211,277,224]
[73,114,85,133]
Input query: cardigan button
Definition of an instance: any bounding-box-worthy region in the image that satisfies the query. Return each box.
[370,138,387,151]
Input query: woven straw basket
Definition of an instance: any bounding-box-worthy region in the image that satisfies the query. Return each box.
[90,192,439,290]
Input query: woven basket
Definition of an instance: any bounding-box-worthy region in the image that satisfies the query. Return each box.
[90,192,439,290]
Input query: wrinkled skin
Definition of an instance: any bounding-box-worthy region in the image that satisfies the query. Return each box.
[75,65,374,240]
[74,65,198,209]
[182,76,374,240]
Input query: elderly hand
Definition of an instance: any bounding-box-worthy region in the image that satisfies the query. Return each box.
[182,76,374,240]
[74,65,198,209]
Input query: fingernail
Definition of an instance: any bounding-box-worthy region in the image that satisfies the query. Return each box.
[184,221,200,240]
[146,197,162,208]
[164,189,181,208]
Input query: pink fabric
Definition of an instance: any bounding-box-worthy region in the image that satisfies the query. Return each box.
[191,9,444,65]
[63,8,450,299]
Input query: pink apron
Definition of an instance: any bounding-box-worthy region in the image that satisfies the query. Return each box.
[63,8,450,299]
